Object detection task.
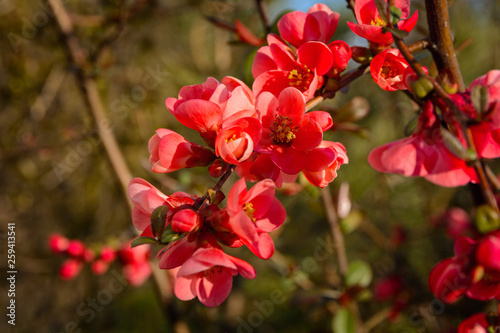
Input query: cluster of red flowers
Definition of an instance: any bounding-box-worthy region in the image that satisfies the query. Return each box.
[48,234,151,286]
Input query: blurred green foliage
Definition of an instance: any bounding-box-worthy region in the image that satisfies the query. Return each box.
[0,0,499,332]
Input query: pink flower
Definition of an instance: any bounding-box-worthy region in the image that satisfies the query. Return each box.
[302,141,348,188]
[327,40,352,78]
[91,259,109,275]
[128,177,194,231]
[458,313,489,333]
[255,87,332,175]
[277,4,340,48]
[252,34,333,101]
[370,48,409,91]
[174,246,256,307]
[429,233,500,303]
[67,240,85,258]
[149,129,216,173]
[215,117,262,165]
[118,241,152,287]
[368,100,478,187]
[59,258,84,280]
[465,70,500,159]
[347,0,418,48]
[48,233,69,254]
[224,178,286,259]
[432,207,474,239]
[166,77,256,147]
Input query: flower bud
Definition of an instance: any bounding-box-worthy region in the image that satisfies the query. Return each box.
[208,158,229,178]
[67,240,85,257]
[48,233,69,254]
[171,208,200,233]
[59,258,83,280]
[351,46,372,64]
[412,77,434,99]
[474,204,500,234]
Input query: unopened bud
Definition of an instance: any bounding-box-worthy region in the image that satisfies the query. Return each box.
[471,84,490,116]
[440,128,468,161]
[413,77,434,99]
[474,204,500,234]
[208,158,229,178]
[351,46,373,64]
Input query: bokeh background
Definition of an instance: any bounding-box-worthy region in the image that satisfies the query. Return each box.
[1,0,499,332]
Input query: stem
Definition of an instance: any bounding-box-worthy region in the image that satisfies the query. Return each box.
[195,164,236,211]
[49,0,133,210]
[424,0,465,92]
[306,64,369,111]
[255,0,271,34]
[321,187,348,277]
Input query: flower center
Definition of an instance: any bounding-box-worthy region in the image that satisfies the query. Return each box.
[225,133,238,143]
[288,65,313,92]
[380,60,398,79]
[270,115,298,145]
[242,202,256,222]
[371,16,386,27]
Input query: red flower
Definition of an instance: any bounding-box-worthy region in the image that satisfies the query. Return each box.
[302,141,348,188]
[59,258,84,280]
[128,177,194,231]
[149,129,216,173]
[118,241,152,287]
[465,70,500,159]
[252,34,333,101]
[370,48,409,91]
[458,313,489,333]
[368,100,478,187]
[215,117,262,165]
[166,77,255,147]
[173,246,256,307]
[255,87,332,175]
[347,0,418,49]
[429,232,500,303]
[48,233,69,254]
[224,178,286,259]
[327,40,352,78]
[277,3,340,48]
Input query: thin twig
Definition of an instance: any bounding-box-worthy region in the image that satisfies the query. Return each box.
[255,0,270,34]
[49,0,133,209]
[321,187,348,277]
[306,64,369,111]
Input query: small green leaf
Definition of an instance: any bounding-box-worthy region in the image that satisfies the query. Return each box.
[374,0,388,24]
[475,205,500,234]
[150,205,168,238]
[345,260,372,288]
[389,6,402,26]
[386,27,408,39]
[131,236,157,248]
[160,227,181,243]
[332,308,356,333]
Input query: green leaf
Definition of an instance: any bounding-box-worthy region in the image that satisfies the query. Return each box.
[160,228,181,243]
[150,205,168,238]
[332,308,356,333]
[131,236,157,248]
[389,6,402,26]
[386,27,408,38]
[345,260,372,288]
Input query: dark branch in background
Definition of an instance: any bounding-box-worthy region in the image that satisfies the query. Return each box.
[424,0,465,92]
[255,0,271,34]
[48,1,189,331]
[48,0,133,209]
